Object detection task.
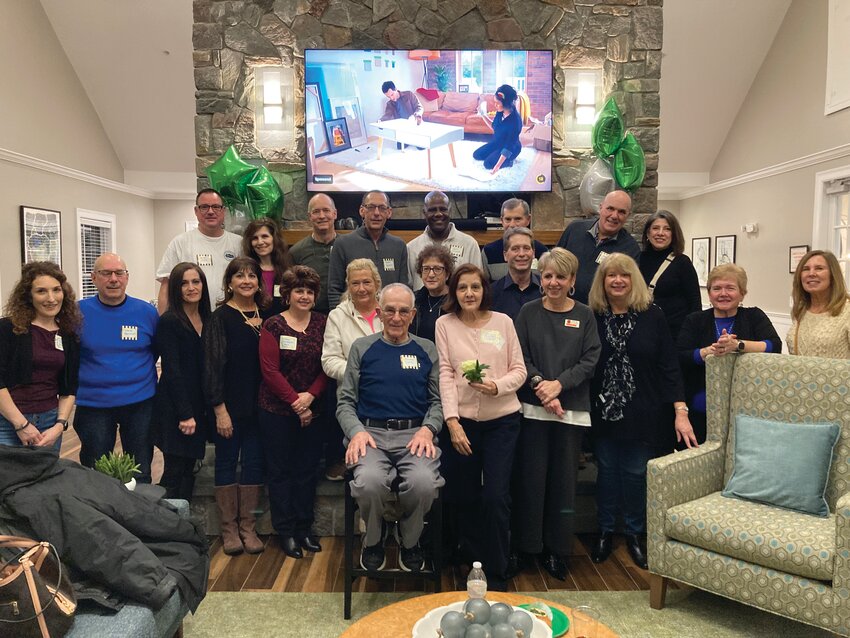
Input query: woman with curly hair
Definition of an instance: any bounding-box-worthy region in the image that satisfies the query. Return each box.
[242,217,294,316]
[0,262,81,450]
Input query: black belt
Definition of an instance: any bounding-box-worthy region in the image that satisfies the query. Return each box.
[364,418,423,430]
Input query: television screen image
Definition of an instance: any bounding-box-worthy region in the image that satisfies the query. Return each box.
[305,49,553,193]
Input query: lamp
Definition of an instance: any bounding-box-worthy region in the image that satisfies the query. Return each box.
[253,65,294,148]
[408,49,440,87]
[575,72,597,125]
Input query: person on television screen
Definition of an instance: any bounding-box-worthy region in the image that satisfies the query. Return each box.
[481,198,548,282]
[473,84,523,174]
[380,81,423,124]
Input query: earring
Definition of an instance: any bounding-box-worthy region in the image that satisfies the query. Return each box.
[539,285,545,295]
[569,286,576,296]
[227,286,232,293]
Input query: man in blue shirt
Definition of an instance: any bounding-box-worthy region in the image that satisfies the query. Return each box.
[337,283,443,574]
[481,198,548,282]
[491,227,543,320]
[75,253,159,483]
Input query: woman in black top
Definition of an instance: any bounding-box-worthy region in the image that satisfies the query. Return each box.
[638,211,701,340]
[677,263,781,444]
[588,254,697,571]
[410,245,453,343]
[154,262,211,500]
[0,262,80,451]
[204,257,268,556]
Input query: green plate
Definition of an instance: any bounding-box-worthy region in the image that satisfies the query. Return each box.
[518,603,569,637]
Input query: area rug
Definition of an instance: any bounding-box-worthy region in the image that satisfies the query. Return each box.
[183,590,835,637]
[323,140,540,192]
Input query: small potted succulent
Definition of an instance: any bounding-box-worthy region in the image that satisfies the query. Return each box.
[94,452,141,491]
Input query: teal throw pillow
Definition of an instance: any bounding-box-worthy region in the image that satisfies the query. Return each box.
[722,415,840,517]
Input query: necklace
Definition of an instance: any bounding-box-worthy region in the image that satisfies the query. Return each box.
[427,293,446,314]
[230,302,260,336]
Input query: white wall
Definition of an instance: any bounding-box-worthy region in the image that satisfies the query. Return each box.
[677,0,850,317]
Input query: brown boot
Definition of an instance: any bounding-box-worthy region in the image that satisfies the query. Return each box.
[237,484,265,554]
[215,484,243,555]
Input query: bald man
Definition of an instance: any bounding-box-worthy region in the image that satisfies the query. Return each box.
[74,253,159,483]
[290,193,338,314]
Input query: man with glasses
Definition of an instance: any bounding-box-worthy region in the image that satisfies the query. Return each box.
[327,190,409,310]
[337,283,443,573]
[406,190,482,290]
[491,227,543,319]
[290,193,338,315]
[481,198,549,282]
[75,253,159,483]
[555,190,640,304]
[156,188,242,312]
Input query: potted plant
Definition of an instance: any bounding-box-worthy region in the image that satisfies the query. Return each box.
[431,64,450,92]
[94,452,141,491]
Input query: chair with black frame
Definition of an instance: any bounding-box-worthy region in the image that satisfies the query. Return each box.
[342,470,443,619]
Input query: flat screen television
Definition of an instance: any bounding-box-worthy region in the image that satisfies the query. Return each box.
[305,49,553,194]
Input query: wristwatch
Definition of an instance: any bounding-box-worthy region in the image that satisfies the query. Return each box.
[56,419,69,431]
[737,340,746,352]
[530,375,544,389]
[424,424,438,436]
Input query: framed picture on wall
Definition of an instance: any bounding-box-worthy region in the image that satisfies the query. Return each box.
[714,235,736,266]
[789,244,810,273]
[324,118,352,153]
[691,237,710,287]
[20,206,62,267]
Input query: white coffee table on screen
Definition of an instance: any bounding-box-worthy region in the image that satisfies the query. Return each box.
[368,120,464,180]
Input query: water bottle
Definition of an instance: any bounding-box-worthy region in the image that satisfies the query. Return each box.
[467,561,487,599]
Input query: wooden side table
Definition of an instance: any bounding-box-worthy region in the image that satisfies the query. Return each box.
[340,591,619,637]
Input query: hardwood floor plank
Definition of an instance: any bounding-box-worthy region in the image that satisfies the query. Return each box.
[210,552,261,592]
[283,552,315,592]
[568,555,608,591]
[576,536,638,592]
[611,541,650,590]
[243,538,285,590]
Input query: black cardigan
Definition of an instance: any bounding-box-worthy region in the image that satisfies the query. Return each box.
[639,249,702,340]
[0,317,79,396]
[676,306,782,405]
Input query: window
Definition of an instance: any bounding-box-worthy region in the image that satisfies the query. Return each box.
[497,51,527,92]
[826,179,850,284]
[77,209,116,299]
[457,51,482,93]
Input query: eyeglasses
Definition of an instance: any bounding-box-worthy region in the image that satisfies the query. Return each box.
[422,266,446,274]
[426,206,449,213]
[197,204,225,213]
[382,307,412,317]
[95,269,128,278]
[362,204,390,213]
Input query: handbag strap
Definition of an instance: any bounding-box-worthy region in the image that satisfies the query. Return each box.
[648,253,676,291]
[0,536,67,633]
[21,557,52,638]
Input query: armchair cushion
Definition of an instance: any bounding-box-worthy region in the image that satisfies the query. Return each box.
[666,492,835,581]
[722,415,839,517]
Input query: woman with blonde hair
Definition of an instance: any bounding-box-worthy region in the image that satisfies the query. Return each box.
[0,262,81,450]
[788,250,850,358]
[588,253,696,570]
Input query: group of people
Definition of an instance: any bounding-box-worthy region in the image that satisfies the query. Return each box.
[2,185,848,592]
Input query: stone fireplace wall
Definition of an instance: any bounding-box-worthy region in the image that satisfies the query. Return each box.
[193,0,661,232]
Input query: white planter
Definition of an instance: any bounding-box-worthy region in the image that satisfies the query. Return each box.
[125,477,137,491]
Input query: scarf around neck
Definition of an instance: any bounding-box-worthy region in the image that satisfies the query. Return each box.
[600,309,638,421]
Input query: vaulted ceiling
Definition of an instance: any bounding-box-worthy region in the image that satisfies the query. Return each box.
[39,0,791,198]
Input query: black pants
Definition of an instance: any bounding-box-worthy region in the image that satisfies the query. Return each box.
[440,413,519,581]
[512,418,582,557]
[258,408,323,536]
[159,454,196,500]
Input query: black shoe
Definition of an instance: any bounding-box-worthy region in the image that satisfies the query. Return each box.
[624,534,648,570]
[541,552,568,581]
[298,534,322,553]
[399,543,425,573]
[360,541,386,572]
[591,532,613,564]
[281,536,303,559]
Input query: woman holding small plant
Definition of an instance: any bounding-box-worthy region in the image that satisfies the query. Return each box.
[434,264,526,590]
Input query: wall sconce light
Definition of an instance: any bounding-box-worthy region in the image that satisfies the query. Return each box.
[254,65,294,148]
[408,49,440,87]
[575,72,598,125]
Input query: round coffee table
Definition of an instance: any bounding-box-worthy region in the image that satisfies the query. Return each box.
[340,591,619,637]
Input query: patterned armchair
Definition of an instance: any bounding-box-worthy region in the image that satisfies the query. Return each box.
[647,353,850,636]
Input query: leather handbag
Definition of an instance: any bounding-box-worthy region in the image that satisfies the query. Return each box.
[0,535,77,638]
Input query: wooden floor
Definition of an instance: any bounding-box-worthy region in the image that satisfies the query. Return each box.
[59,430,648,594]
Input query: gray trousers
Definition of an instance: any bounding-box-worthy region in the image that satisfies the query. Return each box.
[347,427,444,548]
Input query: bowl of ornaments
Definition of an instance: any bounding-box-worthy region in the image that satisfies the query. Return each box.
[412,597,552,638]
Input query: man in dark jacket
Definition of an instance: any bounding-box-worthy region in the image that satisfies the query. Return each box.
[380,81,423,123]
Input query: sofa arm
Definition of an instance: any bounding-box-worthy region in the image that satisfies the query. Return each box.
[834,492,850,632]
[647,441,726,573]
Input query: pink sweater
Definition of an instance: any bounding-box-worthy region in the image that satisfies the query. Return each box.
[435,312,527,422]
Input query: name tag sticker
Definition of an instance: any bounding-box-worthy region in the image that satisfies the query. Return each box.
[449,244,463,258]
[274,284,281,298]
[54,335,64,351]
[400,354,420,370]
[121,325,138,341]
[280,335,298,351]
[595,251,610,265]
[531,258,539,270]
[196,253,213,266]
[480,329,505,350]
[564,319,581,329]
[383,258,395,272]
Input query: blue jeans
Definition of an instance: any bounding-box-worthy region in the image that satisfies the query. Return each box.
[0,408,61,452]
[214,413,264,486]
[594,436,651,535]
[74,398,154,483]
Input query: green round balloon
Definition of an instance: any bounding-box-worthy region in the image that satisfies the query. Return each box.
[591,98,625,158]
[613,132,646,191]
